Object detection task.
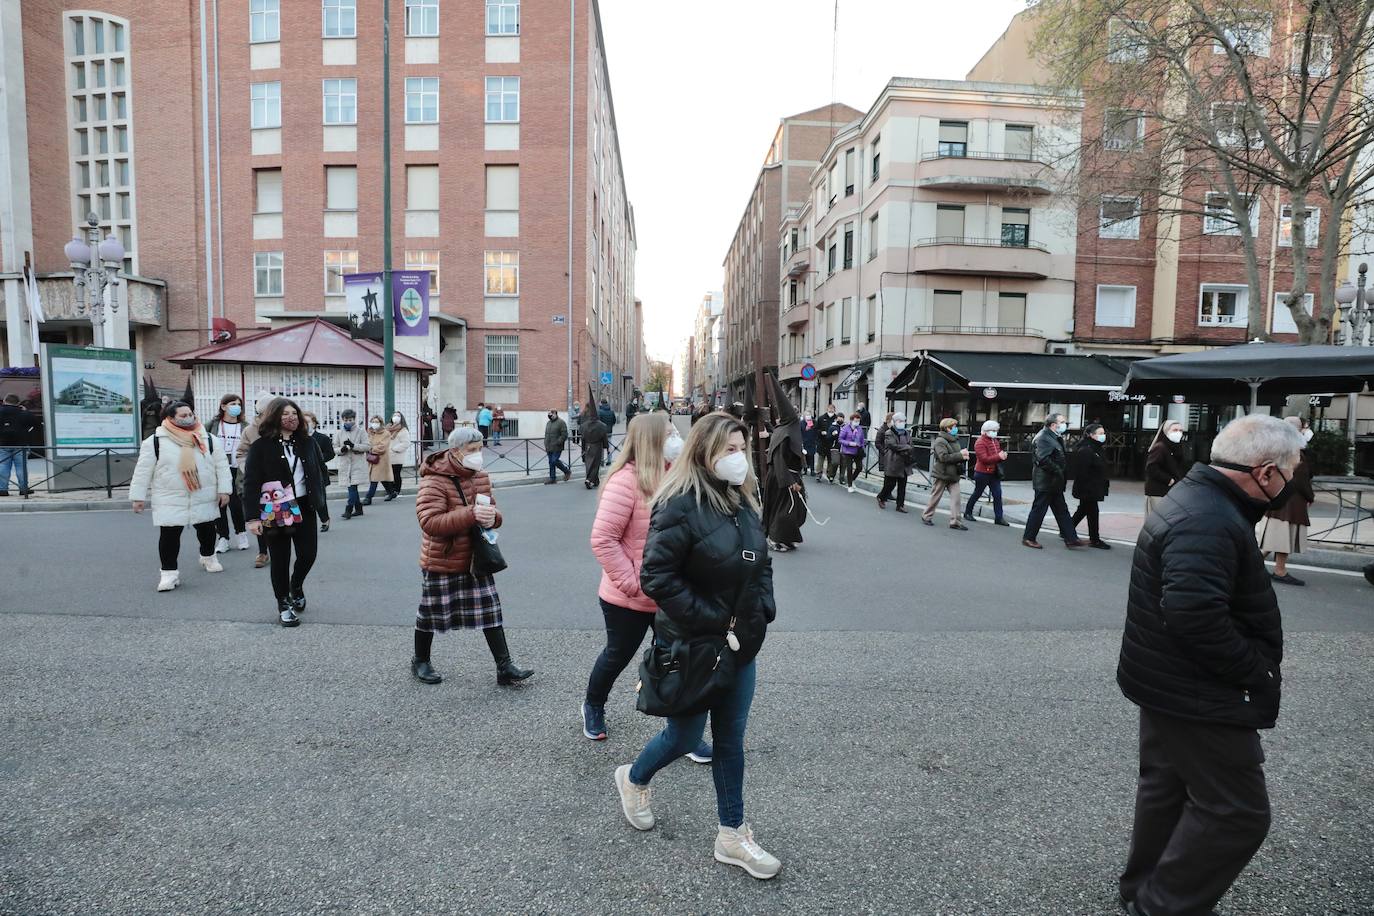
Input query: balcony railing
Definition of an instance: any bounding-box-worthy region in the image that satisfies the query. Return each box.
[914,236,1050,253]
[920,150,1039,162]
[912,325,1044,336]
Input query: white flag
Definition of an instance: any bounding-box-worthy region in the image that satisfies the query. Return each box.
[23,264,45,356]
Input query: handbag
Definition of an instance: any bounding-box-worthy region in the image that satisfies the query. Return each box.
[366,451,381,465]
[452,477,507,576]
[635,620,739,718]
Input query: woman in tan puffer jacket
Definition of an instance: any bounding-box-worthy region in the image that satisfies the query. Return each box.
[410,426,532,688]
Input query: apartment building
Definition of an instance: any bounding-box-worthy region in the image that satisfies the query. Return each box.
[0,0,637,434]
[689,290,723,403]
[776,78,1082,412]
[722,104,862,400]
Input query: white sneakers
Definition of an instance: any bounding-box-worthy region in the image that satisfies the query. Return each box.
[214,536,231,554]
[614,764,655,831]
[847,485,856,494]
[714,823,782,880]
[157,570,180,592]
[235,532,251,550]
[199,555,224,573]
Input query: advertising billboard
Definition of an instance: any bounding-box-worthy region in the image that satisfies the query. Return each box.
[42,344,140,456]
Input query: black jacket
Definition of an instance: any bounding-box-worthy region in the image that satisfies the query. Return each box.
[580,417,608,448]
[816,414,841,448]
[241,432,328,520]
[1030,427,1068,493]
[1069,438,1110,502]
[311,430,336,464]
[1145,439,1188,497]
[0,403,36,447]
[1117,464,1283,729]
[640,489,775,666]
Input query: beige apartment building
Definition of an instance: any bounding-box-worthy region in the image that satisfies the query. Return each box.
[0,0,639,434]
[776,78,1082,413]
[688,290,723,404]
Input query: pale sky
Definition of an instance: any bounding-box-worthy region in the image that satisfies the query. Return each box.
[597,0,1031,363]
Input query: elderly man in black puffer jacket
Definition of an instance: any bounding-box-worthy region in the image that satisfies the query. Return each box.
[1116,413,1304,916]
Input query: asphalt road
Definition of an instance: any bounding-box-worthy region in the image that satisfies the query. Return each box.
[1,480,1371,915]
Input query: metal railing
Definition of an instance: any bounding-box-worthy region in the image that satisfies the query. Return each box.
[911,325,1044,337]
[920,150,1040,163]
[914,236,1051,253]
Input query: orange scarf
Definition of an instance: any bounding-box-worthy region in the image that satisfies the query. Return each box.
[160,418,208,491]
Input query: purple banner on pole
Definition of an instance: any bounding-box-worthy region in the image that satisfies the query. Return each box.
[344,272,385,341]
[392,271,430,337]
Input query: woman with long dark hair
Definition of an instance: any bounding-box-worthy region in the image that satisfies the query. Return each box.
[242,398,327,627]
[207,393,251,553]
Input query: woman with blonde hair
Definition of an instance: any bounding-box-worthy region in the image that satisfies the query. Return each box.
[363,415,392,505]
[613,412,781,880]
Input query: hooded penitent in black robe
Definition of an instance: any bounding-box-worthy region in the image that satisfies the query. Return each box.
[761,374,806,547]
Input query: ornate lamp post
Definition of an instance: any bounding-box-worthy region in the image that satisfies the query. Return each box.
[1334,261,1370,474]
[63,212,125,348]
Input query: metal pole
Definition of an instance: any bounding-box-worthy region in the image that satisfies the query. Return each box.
[197,0,215,343]
[566,0,575,416]
[1346,263,1367,474]
[381,0,396,416]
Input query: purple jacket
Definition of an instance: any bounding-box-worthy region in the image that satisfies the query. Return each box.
[838,423,865,455]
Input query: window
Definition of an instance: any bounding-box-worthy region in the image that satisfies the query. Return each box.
[1199,285,1247,326]
[92,19,104,53]
[1004,125,1034,159]
[1001,208,1030,247]
[936,204,965,239]
[323,78,358,124]
[485,334,519,385]
[487,0,519,35]
[865,294,877,342]
[406,0,439,37]
[1204,193,1258,236]
[250,81,280,128]
[485,77,519,122]
[1099,196,1141,239]
[1104,109,1144,150]
[788,280,797,307]
[115,125,128,152]
[840,297,853,345]
[254,251,283,296]
[868,213,879,260]
[324,250,358,294]
[789,227,799,256]
[1272,292,1313,334]
[485,164,519,211]
[112,22,124,52]
[484,250,518,295]
[933,290,961,327]
[938,121,968,157]
[406,250,440,293]
[406,164,439,210]
[250,0,280,43]
[1107,18,1148,62]
[405,77,439,123]
[870,134,881,182]
[325,165,358,210]
[323,0,356,37]
[827,162,838,207]
[843,148,855,196]
[825,303,838,348]
[998,293,1027,330]
[1215,16,1271,57]
[826,235,837,276]
[842,222,854,269]
[1211,103,1263,148]
[72,18,85,54]
[254,169,282,214]
[1291,33,1332,77]
[1095,285,1136,327]
[1278,206,1320,247]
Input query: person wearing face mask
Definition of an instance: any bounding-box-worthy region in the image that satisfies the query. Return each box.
[876,412,914,511]
[615,412,780,880]
[333,408,370,519]
[208,393,250,552]
[1116,413,1301,916]
[963,419,1009,526]
[799,412,818,476]
[1255,417,1315,586]
[363,415,392,505]
[584,413,709,762]
[1145,421,1189,517]
[236,393,278,568]
[815,404,842,483]
[1022,414,1085,550]
[382,411,411,501]
[303,412,335,532]
[242,398,328,627]
[543,408,573,484]
[411,426,532,687]
[129,400,233,592]
[837,413,866,491]
[1069,423,1112,549]
[922,418,970,530]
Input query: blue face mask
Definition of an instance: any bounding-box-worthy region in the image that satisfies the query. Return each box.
[949,427,959,436]
[342,422,354,430]
[227,404,242,417]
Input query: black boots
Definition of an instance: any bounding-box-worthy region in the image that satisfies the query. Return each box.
[483,626,533,685]
[289,588,306,615]
[277,597,300,627]
[343,504,354,520]
[412,629,442,684]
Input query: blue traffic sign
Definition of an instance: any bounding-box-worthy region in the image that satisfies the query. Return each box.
[599,371,614,385]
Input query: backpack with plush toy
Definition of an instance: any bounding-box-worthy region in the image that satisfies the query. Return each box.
[258,480,303,528]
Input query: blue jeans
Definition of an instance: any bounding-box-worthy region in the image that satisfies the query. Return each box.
[547,451,570,481]
[964,471,1003,520]
[630,659,757,828]
[346,484,362,508]
[0,447,28,492]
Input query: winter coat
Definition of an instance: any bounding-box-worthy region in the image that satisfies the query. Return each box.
[129,427,232,528]
[838,423,865,456]
[880,427,913,478]
[333,425,372,488]
[440,408,457,434]
[1264,451,1314,528]
[857,407,871,429]
[973,435,1004,475]
[817,414,841,449]
[800,419,818,453]
[1117,464,1283,730]
[590,463,657,613]
[930,432,965,483]
[235,421,260,471]
[1030,427,1068,494]
[597,404,616,430]
[240,431,328,520]
[311,430,335,466]
[1144,439,1188,497]
[544,417,569,453]
[415,449,502,574]
[388,427,413,467]
[477,408,493,428]
[640,487,776,667]
[0,403,36,447]
[1070,438,1110,502]
[367,428,393,482]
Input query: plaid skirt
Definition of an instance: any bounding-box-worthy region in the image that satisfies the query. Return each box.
[417,570,504,632]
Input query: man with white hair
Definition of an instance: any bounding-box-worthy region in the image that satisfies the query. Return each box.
[1116,413,1304,916]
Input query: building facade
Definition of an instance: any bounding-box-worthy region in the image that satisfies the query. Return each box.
[0,0,637,436]
[689,290,723,403]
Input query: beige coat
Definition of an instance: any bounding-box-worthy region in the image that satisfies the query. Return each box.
[367,428,393,482]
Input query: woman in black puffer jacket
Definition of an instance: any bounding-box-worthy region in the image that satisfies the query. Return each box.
[611,412,781,880]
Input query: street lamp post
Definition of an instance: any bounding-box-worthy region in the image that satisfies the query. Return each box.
[1334,261,1371,474]
[64,212,125,349]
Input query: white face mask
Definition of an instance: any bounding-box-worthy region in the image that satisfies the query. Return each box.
[713,451,749,486]
[369,422,381,431]
[1165,429,1184,444]
[1302,428,1314,443]
[391,415,402,424]
[460,452,484,471]
[663,434,684,462]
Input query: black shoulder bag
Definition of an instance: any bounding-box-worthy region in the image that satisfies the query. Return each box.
[452,478,508,577]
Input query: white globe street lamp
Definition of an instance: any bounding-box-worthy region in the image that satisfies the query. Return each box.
[66,212,124,347]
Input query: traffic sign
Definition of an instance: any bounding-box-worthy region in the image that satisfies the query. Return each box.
[799,362,817,381]
[599,371,614,385]
[799,379,817,389]
[552,315,566,326]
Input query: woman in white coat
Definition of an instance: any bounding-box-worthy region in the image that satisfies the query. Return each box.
[383,411,412,501]
[129,400,233,592]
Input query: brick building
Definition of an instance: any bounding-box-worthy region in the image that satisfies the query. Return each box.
[0,0,639,436]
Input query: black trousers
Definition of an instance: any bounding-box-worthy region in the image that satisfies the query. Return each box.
[1121,708,1270,916]
[803,449,816,474]
[583,443,604,485]
[1071,499,1100,542]
[877,474,907,507]
[1023,488,1077,542]
[216,467,246,538]
[264,504,319,600]
[158,522,217,570]
[386,463,402,496]
[584,599,655,706]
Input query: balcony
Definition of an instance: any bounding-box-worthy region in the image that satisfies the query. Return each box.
[785,247,810,278]
[910,325,1048,353]
[911,237,1052,279]
[916,151,1053,195]
[781,298,811,329]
